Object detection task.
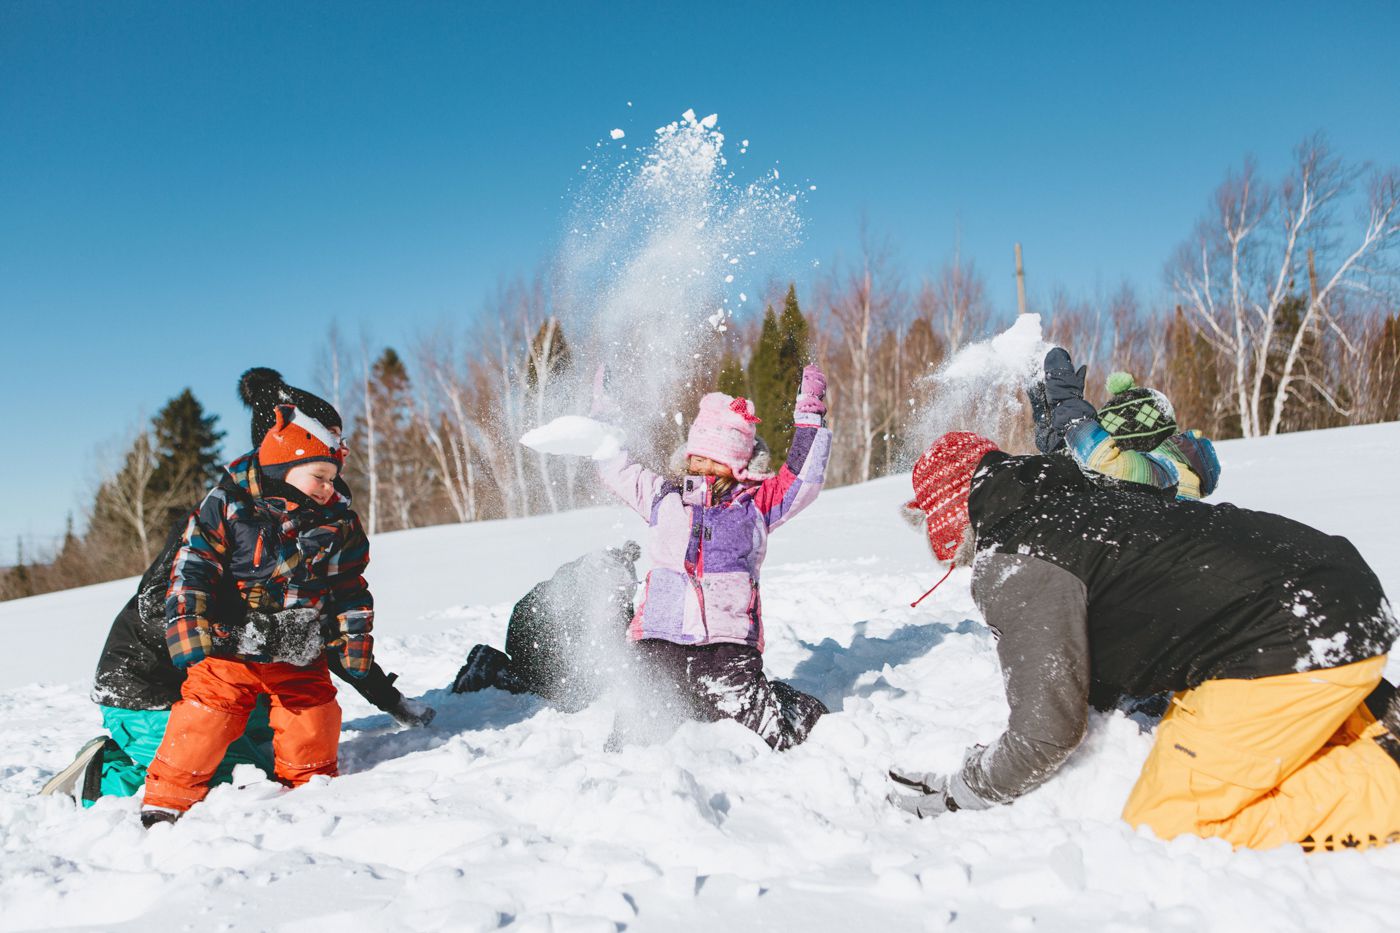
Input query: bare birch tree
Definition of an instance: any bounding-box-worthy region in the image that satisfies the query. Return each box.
[1171,136,1400,436]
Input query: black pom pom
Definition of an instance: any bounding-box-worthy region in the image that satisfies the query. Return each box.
[238,367,284,407]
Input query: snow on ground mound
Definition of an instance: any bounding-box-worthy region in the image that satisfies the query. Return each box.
[2,422,1398,931]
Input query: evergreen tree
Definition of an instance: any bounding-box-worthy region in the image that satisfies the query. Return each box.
[716,353,747,397]
[769,284,811,460]
[747,304,784,446]
[150,389,225,528]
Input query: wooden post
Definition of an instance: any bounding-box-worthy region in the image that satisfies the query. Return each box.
[1307,247,1320,305]
[1014,242,1028,316]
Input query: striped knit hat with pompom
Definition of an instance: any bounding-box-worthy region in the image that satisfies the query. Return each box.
[1098,372,1178,452]
[910,432,1000,561]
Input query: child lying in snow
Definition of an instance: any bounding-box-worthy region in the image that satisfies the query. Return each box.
[584,366,833,750]
[1029,347,1221,500]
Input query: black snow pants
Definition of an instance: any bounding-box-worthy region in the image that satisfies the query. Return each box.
[619,640,828,751]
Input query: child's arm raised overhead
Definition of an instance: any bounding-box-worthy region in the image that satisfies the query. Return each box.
[597,450,668,520]
[753,364,832,530]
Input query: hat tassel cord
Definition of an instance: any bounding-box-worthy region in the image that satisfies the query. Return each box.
[909,564,955,608]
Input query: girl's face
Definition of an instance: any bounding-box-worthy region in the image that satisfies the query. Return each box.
[284,461,340,505]
[686,455,734,479]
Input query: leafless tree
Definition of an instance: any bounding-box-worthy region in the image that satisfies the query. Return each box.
[1172,136,1400,436]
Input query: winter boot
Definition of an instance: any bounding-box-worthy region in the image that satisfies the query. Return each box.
[140,806,182,829]
[451,644,513,694]
[771,681,829,749]
[39,736,112,803]
[387,695,437,728]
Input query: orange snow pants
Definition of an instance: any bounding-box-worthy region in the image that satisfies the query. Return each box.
[144,656,341,812]
[1123,655,1400,850]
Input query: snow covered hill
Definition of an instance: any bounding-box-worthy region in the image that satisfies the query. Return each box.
[2,422,1398,932]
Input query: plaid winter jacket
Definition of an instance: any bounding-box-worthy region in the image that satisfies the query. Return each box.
[165,452,373,672]
[598,418,832,651]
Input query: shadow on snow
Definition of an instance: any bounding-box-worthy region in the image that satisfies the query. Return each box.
[786,618,981,711]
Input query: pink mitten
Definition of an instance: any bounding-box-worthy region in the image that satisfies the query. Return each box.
[795,364,827,417]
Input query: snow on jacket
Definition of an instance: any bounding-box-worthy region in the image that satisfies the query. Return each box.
[598,420,832,650]
[1064,420,1221,500]
[944,449,1397,811]
[165,452,373,667]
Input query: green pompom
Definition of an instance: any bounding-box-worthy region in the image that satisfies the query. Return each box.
[1105,371,1137,395]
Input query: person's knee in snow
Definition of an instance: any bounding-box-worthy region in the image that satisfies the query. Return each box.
[889,430,1400,850]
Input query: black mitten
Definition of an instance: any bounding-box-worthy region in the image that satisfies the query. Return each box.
[1042,348,1096,451]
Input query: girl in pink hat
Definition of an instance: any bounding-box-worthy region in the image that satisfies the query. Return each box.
[597,365,832,749]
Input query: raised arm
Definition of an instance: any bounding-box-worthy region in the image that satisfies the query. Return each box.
[597,450,669,520]
[752,364,831,530]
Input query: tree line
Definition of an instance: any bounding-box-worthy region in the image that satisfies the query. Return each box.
[4,134,1396,600]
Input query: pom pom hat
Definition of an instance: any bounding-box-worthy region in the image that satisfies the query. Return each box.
[910,432,1000,561]
[686,393,764,480]
[237,368,346,473]
[238,367,344,450]
[1098,372,1178,452]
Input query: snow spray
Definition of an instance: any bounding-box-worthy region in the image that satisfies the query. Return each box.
[526,111,805,741]
[904,313,1050,461]
[553,109,805,462]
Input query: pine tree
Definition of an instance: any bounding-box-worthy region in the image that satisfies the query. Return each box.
[747,305,784,446]
[769,284,811,460]
[150,389,225,528]
[716,353,747,397]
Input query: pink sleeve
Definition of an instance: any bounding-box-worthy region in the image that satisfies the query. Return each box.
[751,425,832,530]
[597,450,668,519]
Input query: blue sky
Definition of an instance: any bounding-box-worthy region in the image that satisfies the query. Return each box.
[3,1,1398,552]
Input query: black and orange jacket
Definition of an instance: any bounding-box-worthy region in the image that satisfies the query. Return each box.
[165,451,372,667]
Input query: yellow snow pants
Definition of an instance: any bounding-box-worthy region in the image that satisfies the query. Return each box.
[1122,655,1400,850]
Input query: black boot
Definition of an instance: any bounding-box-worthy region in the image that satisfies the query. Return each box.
[451,645,513,693]
[140,807,181,829]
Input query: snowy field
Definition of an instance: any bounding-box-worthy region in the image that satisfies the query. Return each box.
[2,422,1398,932]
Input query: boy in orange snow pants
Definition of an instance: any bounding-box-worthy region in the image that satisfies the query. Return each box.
[142,369,373,826]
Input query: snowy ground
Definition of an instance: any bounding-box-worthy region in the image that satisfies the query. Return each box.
[2,422,1398,932]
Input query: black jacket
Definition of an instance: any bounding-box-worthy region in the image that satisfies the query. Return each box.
[92,517,404,712]
[947,451,1397,809]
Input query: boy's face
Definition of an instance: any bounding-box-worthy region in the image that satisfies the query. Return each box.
[284,461,339,505]
[686,455,734,479]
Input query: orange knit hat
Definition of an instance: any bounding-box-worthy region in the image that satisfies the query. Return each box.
[259,404,346,473]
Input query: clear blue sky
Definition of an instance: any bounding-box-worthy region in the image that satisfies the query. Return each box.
[3,1,1398,552]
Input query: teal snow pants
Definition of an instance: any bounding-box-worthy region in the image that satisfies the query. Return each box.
[88,697,274,806]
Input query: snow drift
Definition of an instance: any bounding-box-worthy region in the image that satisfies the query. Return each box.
[1,422,1398,932]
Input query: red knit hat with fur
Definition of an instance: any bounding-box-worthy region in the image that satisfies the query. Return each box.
[259,404,346,473]
[910,431,1000,561]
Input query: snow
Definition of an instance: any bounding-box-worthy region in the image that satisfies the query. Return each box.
[519,416,624,461]
[610,128,625,140]
[2,421,1399,930]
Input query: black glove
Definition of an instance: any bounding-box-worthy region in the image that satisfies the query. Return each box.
[1040,348,1096,452]
[1028,378,1056,454]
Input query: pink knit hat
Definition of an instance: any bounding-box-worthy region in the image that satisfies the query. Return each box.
[686,393,763,479]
